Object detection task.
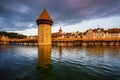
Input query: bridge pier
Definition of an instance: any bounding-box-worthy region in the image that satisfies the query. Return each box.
[34,43,38,46]
[110,42,114,46]
[28,43,34,46]
[88,42,94,46]
[23,43,28,45]
[67,43,73,47]
[82,42,87,46]
[73,42,81,46]
[102,42,108,46]
[94,42,101,46]
[115,41,120,46]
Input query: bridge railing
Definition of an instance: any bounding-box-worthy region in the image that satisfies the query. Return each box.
[2,38,120,43]
[52,38,120,41]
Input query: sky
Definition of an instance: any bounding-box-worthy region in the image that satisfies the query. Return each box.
[0,0,120,36]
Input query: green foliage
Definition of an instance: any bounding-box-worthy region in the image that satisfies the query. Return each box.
[0,31,26,39]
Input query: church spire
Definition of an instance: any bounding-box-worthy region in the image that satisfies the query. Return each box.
[59,27,62,34]
[59,27,62,31]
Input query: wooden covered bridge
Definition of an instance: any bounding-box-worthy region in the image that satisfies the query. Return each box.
[1,38,120,46]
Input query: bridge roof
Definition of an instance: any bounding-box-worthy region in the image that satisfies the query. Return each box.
[37,8,53,21]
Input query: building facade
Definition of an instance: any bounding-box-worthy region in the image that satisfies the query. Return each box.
[83,28,120,39]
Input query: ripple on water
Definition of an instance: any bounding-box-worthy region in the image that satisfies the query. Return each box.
[0,45,120,80]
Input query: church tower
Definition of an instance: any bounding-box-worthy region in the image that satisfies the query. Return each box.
[36,9,53,45]
[59,27,62,34]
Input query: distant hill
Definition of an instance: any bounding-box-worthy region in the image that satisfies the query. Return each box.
[0,31,26,39]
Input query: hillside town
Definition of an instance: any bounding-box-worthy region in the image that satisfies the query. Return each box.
[52,27,120,39]
[0,27,120,41]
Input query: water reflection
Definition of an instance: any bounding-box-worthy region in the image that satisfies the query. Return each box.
[58,46,63,56]
[37,46,52,80]
[85,46,120,56]
[51,46,120,80]
[0,45,120,80]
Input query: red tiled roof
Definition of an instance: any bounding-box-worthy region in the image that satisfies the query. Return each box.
[37,8,53,21]
[108,28,120,33]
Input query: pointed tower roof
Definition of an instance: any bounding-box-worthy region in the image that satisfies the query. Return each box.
[37,8,52,21]
[59,27,62,31]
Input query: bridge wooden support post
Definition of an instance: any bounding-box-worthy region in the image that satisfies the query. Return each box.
[23,43,26,45]
[73,42,81,46]
[94,42,101,46]
[19,43,23,45]
[82,42,87,47]
[57,42,64,46]
[16,43,19,45]
[115,41,120,46]
[52,42,56,47]
[67,42,73,47]
[29,43,34,46]
[3,41,7,45]
[102,42,107,46]
[110,42,114,46]
[57,43,60,46]
[88,42,94,46]
[34,43,38,46]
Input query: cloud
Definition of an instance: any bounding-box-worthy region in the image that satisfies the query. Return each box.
[48,0,120,24]
[0,0,120,32]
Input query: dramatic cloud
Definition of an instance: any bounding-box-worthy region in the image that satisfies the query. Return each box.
[0,0,120,32]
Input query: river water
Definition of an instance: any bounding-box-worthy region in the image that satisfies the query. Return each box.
[0,45,120,80]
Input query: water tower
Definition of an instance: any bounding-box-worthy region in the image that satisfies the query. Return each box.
[36,9,53,45]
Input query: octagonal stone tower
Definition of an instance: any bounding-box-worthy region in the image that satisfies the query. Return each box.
[36,9,53,45]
